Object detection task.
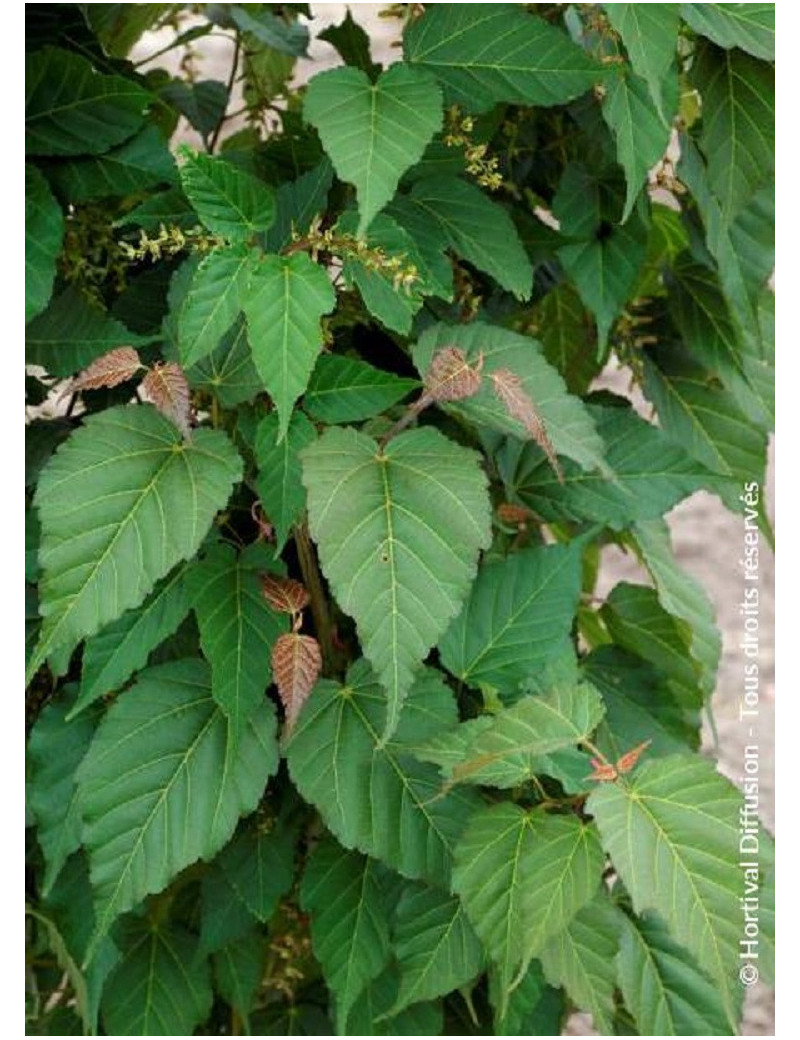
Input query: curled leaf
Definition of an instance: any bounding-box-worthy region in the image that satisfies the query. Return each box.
[616,739,652,775]
[250,500,275,542]
[141,362,191,437]
[587,758,618,783]
[496,502,536,527]
[69,347,142,394]
[271,632,322,734]
[489,367,563,482]
[424,347,484,402]
[260,574,310,616]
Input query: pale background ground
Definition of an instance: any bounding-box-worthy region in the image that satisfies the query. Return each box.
[130,5,776,1033]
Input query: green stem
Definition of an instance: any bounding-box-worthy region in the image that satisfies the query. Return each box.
[581,737,611,765]
[294,522,336,675]
[378,393,433,448]
[209,38,241,152]
[132,24,215,69]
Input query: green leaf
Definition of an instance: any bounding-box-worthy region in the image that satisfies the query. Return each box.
[304,354,418,425]
[213,931,264,1024]
[304,64,442,235]
[265,158,334,252]
[26,903,91,1034]
[26,46,152,155]
[116,185,196,232]
[666,256,757,404]
[588,753,762,1029]
[498,401,706,528]
[390,884,484,1015]
[29,406,242,681]
[344,970,444,1035]
[199,866,259,958]
[243,251,336,440]
[38,854,120,1034]
[83,4,173,57]
[242,45,296,109]
[26,506,40,583]
[604,5,680,115]
[676,138,766,362]
[318,9,380,78]
[229,5,309,56]
[25,164,63,323]
[404,4,604,112]
[638,205,691,297]
[254,410,316,553]
[539,892,623,1034]
[253,1002,333,1035]
[28,693,97,894]
[384,193,454,301]
[26,585,40,670]
[101,921,213,1035]
[421,683,604,789]
[692,41,774,224]
[26,418,71,487]
[43,125,176,202]
[339,212,428,333]
[729,182,775,306]
[554,164,648,345]
[26,288,156,377]
[178,245,254,367]
[188,543,287,730]
[453,804,604,996]
[413,322,605,472]
[601,582,703,706]
[301,837,393,1028]
[77,658,279,943]
[583,645,700,758]
[602,67,676,222]
[160,78,228,140]
[632,518,721,699]
[681,3,775,60]
[218,816,297,921]
[642,348,767,495]
[179,150,276,240]
[77,562,193,717]
[390,177,533,299]
[489,961,565,1036]
[286,660,481,886]
[302,427,491,739]
[617,910,732,1035]
[438,542,583,688]
[739,292,775,428]
[186,316,264,408]
[531,283,601,395]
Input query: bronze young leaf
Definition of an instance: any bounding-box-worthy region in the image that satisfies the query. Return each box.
[489,367,564,482]
[140,362,191,437]
[260,574,310,616]
[424,346,484,402]
[271,632,322,734]
[69,347,142,393]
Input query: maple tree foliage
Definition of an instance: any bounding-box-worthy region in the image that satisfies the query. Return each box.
[25,3,774,1036]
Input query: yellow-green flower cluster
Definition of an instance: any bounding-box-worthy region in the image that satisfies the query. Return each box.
[296,215,420,294]
[443,106,503,190]
[118,224,227,263]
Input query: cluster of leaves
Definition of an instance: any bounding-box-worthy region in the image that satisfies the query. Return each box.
[26,3,774,1036]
